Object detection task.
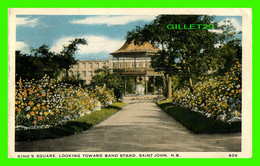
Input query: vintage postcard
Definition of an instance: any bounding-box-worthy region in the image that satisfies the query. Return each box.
[8,8,252,158]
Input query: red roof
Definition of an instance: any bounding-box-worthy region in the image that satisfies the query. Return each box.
[111,41,160,55]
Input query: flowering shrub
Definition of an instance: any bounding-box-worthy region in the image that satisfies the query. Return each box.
[88,86,115,106]
[172,61,241,123]
[15,75,115,129]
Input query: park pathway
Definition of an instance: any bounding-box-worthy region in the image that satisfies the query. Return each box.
[15,100,241,152]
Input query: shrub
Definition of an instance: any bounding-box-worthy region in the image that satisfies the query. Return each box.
[172,61,241,123]
[15,75,115,129]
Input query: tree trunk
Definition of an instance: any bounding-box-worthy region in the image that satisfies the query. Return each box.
[65,68,69,82]
[187,67,194,93]
[189,76,194,93]
[163,75,166,92]
[65,68,69,78]
[167,74,172,99]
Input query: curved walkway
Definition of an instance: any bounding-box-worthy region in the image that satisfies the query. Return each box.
[15,101,241,152]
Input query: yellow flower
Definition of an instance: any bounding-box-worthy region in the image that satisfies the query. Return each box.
[38,116,43,120]
[44,112,49,116]
[28,101,34,106]
[16,108,21,113]
[26,114,30,119]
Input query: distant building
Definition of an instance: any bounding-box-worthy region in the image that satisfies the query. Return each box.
[69,60,109,85]
[110,40,163,94]
[69,41,164,94]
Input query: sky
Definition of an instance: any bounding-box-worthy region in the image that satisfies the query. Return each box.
[16,15,242,60]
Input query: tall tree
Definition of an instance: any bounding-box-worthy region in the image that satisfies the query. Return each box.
[59,38,87,78]
[217,39,242,75]
[31,44,61,78]
[126,15,224,97]
[16,38,87,81]
[214,19,242,75]
[15,50,44,80]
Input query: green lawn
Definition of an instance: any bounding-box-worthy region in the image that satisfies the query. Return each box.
[15,102,126,142]
[157,99,241,134]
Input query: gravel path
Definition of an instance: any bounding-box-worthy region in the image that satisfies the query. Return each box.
[15,101,241,152]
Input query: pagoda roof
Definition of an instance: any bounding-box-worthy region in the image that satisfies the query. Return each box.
[111,40,160,55]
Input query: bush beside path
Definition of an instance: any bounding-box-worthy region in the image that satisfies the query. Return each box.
[15,101,240,152]
[157,99,241,134]
[15,102,126,142]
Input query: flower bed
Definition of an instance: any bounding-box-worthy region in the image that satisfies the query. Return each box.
[15,102,126,142]
[15,75,115,130]
[172,61,241,123]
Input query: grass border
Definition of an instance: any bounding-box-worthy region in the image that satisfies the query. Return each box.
[15,102,126,142]
[157,99,241,134]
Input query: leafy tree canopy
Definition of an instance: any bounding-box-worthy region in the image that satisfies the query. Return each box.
[126,15,239,93]
[16,38,87,82]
